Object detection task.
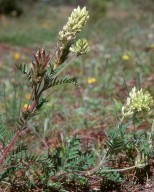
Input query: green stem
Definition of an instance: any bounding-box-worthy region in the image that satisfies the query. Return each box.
[54,56,77,77]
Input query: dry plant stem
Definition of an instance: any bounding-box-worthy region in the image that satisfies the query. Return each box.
[52,162,146,180]
[0,98,38,166]
[80,154,107,176]
[52,155,107,179]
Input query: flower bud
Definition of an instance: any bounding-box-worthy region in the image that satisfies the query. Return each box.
[70,38,89,56]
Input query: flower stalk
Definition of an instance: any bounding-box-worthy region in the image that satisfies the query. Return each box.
[0,6,89,166]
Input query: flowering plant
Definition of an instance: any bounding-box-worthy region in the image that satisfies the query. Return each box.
[122,87,153,117]
[0,6,89,166]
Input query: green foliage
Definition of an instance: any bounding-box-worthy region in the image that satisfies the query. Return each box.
[0,116,6,143]
[0,115,14,146]
[0,121,153,191]
[100,171,124,183]
[87,0,110,20]
[50,136,95,173]
[105,123,154,166]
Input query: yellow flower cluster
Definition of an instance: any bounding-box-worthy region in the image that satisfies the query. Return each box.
[12,52,21,61]
[122,54,130,61]
[87,77,96,84]
[25,93,31,100]
[22,104,31,111]
[122,87,153,117]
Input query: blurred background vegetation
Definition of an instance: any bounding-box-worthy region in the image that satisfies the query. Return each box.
[0,0,154,46]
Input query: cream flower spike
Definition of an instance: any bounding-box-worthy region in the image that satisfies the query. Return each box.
[122,87,153,117]
[59,6,89,42]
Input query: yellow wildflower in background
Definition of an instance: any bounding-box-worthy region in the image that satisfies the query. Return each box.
[122,87,153,117]
[122,54,130,61]
[87,77,96,84]
[22,104,31,111]
[25,93,31,100]
[12,52,21,61]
